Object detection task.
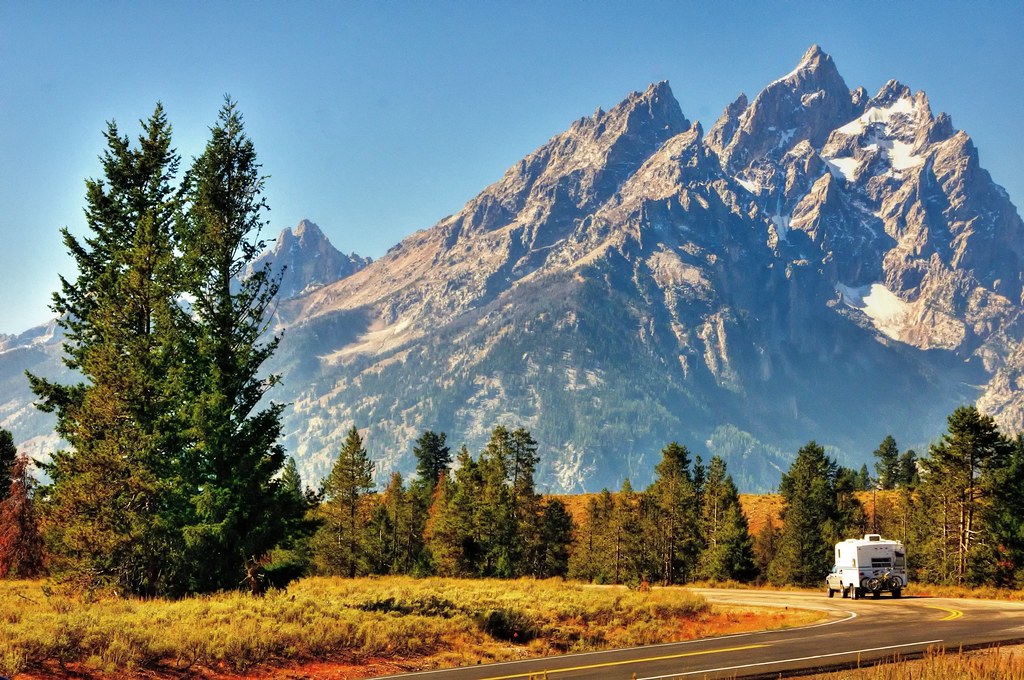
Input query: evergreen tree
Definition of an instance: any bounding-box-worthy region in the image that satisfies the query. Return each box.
[314,426,375,577]
[0,429,16,502]
[918,406,1010,585]
[855,464,871,491]
[618,479,657,585]
[568,490,617,583]
[753,514,780,583]
[412,430,451,496]
[409,430,451,574]
[28,106,186,595]
[649,442,699,584]
[983,435,1024,587]
[365,473,403,574]
[176,99,300,591]
[769,441,857,586]
[696,456,756,582]
[0,454,45,579]
[874,435,900,490]
[535,498,574,578]
[425,446,478,576]
[476,428,519,576]
[268,457,320,579]
[898,448,919,488]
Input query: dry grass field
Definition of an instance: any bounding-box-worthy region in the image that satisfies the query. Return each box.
[0,577,820,678]
[807,644,1024,679]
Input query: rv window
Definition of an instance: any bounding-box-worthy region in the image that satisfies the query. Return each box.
[871,557,892,568]
[895,551,905,568]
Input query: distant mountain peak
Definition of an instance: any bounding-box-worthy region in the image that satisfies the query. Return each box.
[255,219,370,300]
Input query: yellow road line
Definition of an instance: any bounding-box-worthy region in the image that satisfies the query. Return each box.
[476,644,769,680]
[926,605,963,621]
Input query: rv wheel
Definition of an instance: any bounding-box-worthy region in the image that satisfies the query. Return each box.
[892,589,902,599]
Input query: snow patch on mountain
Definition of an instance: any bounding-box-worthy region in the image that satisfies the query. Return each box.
[836,282,911,340]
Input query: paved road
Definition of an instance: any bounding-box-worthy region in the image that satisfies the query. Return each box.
[377,588,1024,679]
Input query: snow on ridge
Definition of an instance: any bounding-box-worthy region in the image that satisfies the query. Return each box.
[837,98,916,136]
[736,177,760,194]
[836,282,910,340]
[889,140,923,170]
[825,157,859,181]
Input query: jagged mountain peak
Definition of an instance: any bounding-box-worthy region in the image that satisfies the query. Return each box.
[255,219,370,300]
[777,44,839,86]
[712,45,859,172]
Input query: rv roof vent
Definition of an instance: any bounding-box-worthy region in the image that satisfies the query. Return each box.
[865,534,881,541]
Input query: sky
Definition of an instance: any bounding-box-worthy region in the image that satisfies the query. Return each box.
[2,1,1022,334]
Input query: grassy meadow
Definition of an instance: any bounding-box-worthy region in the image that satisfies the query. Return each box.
[0,576,819,678]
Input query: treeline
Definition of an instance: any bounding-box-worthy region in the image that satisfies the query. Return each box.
[864,406,1024,588]
[271,430,755,586]
[292,426,576,580]
[4,406,1024,591]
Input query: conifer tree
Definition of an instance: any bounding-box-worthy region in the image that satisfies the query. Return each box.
[365,473,403,574]
[983,434,1024,587]
[28,106,186,595]
[412,430,451,497]
[649,442,699,584]
[753,514,780,583]
[176,99,299,590]
[409,430,451,573]
[535,498,574,578]
[618,479,656,585]
[0,429,16,502]
[569,490,616,582]
[314,426,375,577]
[769,441,857,586]
[918,406,1009,585]
[697,456,755,582]
[425,447,477,576]
[476,428,519,576]
[874,435,900,490]
[898,449,919,488]
[424,472,461,576]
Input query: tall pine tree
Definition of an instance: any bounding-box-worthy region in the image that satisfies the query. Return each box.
[696,456,755,582]
[314,426,375,577]
[176,99,298,591]
[769,441,857,586]
[917,406,1010,585]
[649,442,699,585]
[28,106,186,595]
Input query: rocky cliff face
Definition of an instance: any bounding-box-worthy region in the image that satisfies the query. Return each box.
[8,46,1023,493]
[264,45,1023,492]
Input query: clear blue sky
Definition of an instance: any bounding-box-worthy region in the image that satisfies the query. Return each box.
[2,1,1021,334]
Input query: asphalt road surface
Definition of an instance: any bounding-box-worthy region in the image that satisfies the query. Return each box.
[377,588,1024,679]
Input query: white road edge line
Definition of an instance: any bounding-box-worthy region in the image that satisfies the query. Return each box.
[634,639,945,680]
[374,597,858,678]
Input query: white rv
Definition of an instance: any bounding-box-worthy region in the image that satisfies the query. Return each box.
[825,534,906,599]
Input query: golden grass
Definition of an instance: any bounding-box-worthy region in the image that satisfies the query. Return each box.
[0,577,820,678]
[808,644,1024,679]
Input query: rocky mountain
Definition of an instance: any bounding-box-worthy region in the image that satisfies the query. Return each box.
[251,219,371,299]
[261,45,1024,492]
[6,46,1023,493]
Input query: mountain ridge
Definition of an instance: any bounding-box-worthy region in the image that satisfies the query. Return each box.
[5,46,1023,493]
